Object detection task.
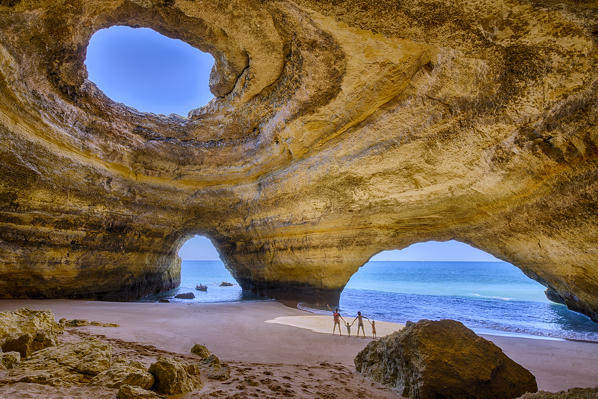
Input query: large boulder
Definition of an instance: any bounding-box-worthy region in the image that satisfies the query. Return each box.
[149,357,202,394]
[91,359,154,389]
[355,319,538,399]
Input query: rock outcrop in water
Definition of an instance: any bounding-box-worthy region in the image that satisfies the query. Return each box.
[0,1,597,319]
[355,319,538,399]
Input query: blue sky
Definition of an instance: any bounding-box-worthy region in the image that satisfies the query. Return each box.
[85,26,214,115]
[86,27,500,263]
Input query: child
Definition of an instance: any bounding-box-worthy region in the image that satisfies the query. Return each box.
[345,320,353,336]
[369,319,377,339]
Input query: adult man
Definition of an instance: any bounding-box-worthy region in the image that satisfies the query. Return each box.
[353,311,368,338]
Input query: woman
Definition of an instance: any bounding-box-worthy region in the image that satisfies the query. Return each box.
[332,308,344,336]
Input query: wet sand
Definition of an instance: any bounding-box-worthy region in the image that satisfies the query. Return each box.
[0,299,597,395]
[265,315,403,337]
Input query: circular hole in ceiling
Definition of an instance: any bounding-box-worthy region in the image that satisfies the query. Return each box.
[85,25,214,117]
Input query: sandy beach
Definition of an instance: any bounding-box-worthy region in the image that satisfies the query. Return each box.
[1,299,597,398]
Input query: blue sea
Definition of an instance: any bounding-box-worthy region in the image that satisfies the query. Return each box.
[155,260,598,342]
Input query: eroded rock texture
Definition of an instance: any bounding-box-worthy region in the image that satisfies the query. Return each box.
[0,1,597,317]
[355,319,538,398]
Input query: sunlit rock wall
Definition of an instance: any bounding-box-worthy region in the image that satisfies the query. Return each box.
[0,0,596,319]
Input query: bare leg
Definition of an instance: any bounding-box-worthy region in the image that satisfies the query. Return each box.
[358,324,365,337]
[333,321,342,335]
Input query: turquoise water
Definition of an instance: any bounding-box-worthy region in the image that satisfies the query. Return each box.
[155,260,598,341]
[333,261,598,341]
[150,260,259,303]
[344,261,550,303]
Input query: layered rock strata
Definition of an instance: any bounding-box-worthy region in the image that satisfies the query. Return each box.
[0,1,596,317]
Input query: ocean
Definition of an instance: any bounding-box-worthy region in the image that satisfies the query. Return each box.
[156,260,598,342]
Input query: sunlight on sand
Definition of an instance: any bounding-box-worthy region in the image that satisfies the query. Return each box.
[265,315,404,337]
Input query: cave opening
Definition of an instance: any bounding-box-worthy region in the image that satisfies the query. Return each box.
[85,25,214,116]
[157,234,248,303]
[333,240,598,341]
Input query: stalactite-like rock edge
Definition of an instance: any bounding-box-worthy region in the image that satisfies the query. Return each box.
[0,0,596,319]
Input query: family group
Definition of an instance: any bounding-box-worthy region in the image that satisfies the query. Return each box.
[331,309,376,338]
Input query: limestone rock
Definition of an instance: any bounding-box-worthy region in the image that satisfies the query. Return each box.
[60,319,120,328]
[1,330,57,358]
[190,344,210,359]
[518,388,598,399]
[117,384,166,399]
[0,0,597,321]
[30,330,57,352]
[203,355,229,381]
[1,334,33,358]
[89,321,120,328]
[174,292,195,299]
[0,351,20,369]
[355,319,538,399]
[149,357,202,394]
[4,338,113,385]
[0,309,63,337]
[190,345,229,380]
[0,309,63,357]
[63,319,90,327]
[91,359,154,389]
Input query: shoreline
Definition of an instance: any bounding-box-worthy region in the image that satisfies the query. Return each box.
[293,300,597,344]
[1,299,598,393]
[151,296,587,343]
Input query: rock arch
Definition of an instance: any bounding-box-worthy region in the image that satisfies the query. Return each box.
[0,0,596,321]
